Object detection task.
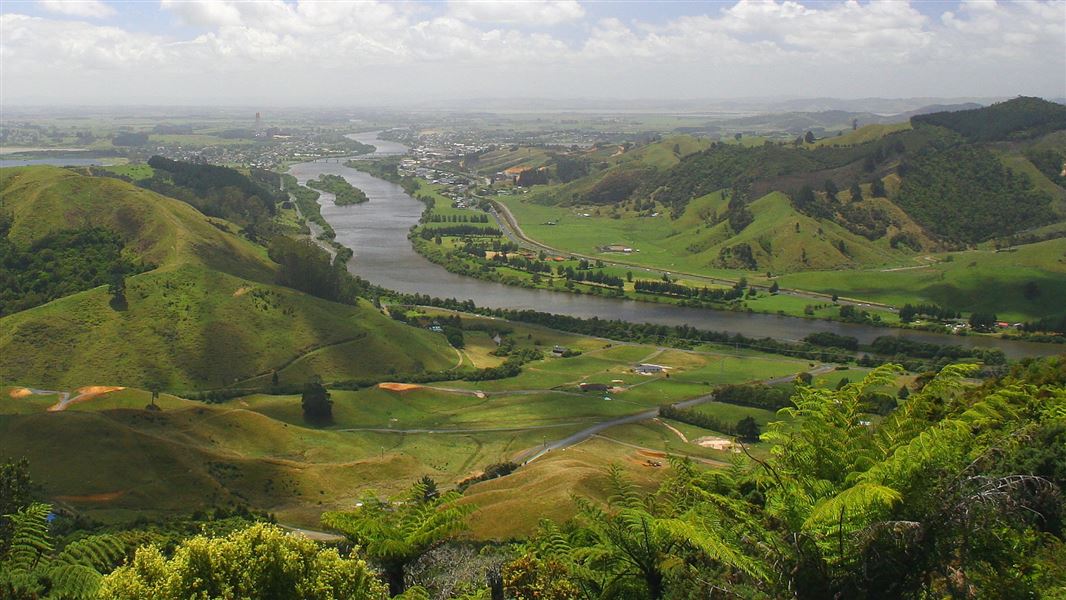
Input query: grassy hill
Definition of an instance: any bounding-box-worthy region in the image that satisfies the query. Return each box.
[0,166,456,390]
[0,327,814,533]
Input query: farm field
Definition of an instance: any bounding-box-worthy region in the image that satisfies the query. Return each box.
[500,193,1066,322]
[779,238,1066,322]
[0,318,827,537]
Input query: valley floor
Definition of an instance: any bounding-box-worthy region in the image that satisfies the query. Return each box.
[0,313,877,540]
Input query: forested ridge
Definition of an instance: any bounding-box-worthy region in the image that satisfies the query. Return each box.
[139,156,284,230]
[912,96,1066,142]
[895,143,1054,244]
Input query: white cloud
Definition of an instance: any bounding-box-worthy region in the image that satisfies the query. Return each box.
[37,0,115,19]
[159,0,242,28]
[448,0,584,26]
[1,1,1063,104]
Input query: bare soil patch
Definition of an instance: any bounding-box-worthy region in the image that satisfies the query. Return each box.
[378,382,423,392]
[694,436,735,451]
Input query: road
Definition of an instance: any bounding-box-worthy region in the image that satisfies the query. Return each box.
[488,198,897,313]
[516,364,835,464]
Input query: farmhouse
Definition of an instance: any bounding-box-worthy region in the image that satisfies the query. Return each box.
[634,363,668,375]
[552,345,569,356]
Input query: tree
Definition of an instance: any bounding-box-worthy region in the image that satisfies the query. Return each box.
[503,555,580,600]
[417,475,439,502]
[751,363,1064,597]
[769,281,780,294]
[824,179,839,200]
[804,131,815,144]
[147,385,161,411]
[849,182,863,202]
[870,178,886,197]
[0,459,33,549]
[969,312,998,332]
[2,502,137,600]
[98,523,385,600]
[271,370,279,387]
[735,416,761,443]
[301,381,332,423]
[108,266,126,310]
[1023,281,1041,301]
[511,464,766,599]
[322,481,473,596]
[734,132,742,141]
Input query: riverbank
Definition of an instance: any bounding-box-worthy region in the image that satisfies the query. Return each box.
[389,165,1061,347]
[284,133,1062,360]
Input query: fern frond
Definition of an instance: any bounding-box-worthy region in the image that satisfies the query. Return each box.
[804,482,902,530]
[2,503,53,574]
[47,563,104,599]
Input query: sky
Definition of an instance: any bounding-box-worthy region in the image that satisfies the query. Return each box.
[1,0,1064,106]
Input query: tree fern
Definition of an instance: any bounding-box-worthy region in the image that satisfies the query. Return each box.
[322,481,473,596]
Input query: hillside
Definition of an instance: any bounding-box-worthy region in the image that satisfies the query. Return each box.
[510,99,1065,269]
[0,166,456,390]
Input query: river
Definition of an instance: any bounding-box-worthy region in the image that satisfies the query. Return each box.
[287,131,1059,360]
[0,157,115,168]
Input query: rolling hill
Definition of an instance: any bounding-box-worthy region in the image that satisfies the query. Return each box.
[512,98,1066,268]
[0,166,456,391]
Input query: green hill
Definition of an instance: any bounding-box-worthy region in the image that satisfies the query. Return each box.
[0,166,456,390]
[510,99,1066,264]
[912,96,1066,142]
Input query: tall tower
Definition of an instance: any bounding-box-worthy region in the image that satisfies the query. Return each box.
[255,111,262,137]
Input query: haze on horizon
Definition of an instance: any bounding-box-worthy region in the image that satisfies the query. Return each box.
[1,0,1064,107]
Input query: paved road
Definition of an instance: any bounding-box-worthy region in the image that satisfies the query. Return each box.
[337,422,585,435]
[517,364,835,464]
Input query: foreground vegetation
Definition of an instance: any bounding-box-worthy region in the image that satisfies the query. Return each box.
[3,358,1062,598]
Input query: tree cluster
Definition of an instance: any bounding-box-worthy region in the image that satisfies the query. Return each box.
[0,225,147,316]
[306,174,369,206]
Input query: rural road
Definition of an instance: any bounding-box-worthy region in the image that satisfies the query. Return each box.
[516,364,835,464]
[337,421,586,435]
[488,199,897,313]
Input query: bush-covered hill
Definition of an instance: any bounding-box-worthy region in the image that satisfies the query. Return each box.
[0,167,456,390]
[912,96,1066,142]
[895,143,1055,244]
[136,155,284,232]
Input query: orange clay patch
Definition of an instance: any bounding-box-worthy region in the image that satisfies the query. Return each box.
[9,388,33,398]
[47,386,125,412]
[233,286,251,297]
[55,490,126,503]
[378,382,423,392]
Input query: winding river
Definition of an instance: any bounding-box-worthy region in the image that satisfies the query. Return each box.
[288,132,1060,360]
